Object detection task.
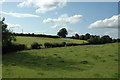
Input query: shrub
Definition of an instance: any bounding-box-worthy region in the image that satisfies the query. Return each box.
[44,42,66,48]
[44,42,52,48]
[66,43,74,46]
[100,35,112,43]
[31,42,42,49]
[2,44,26,54]
[79,35,85,40]
[112,39,117,43]
[88,36,101,44]
[84,33,91,40]
[62,42,66,46]
[117,38,120,42]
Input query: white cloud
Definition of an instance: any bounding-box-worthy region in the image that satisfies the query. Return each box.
[57,26,76,36]
[0,0,5,3]
[50,24,59,28]
[104,29,118,38]
[1,11,40,18]
[7,23,21,29]
[17,0,67,13]
[88,14,119,29]
[43,14,83,25]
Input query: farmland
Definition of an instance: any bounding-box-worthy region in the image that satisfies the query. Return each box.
[13,36,87,48]
[2,36,119,78]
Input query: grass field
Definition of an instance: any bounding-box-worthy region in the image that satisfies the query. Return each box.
[3,36,119,78]
[13,36,87,48]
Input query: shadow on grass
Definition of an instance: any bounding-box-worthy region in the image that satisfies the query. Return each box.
[3,51,93,71]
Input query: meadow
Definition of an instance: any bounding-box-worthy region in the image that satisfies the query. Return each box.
[2,36,119,78]
[13,36,87,48]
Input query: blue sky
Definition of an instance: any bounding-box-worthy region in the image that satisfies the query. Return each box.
[1,1,118,38]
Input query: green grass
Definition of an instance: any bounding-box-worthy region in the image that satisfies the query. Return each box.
[3,42,119,78]
[13,36,87,48]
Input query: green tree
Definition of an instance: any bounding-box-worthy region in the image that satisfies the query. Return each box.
[84,33,91,40]
[88,35,101,44]
[1,17,16,46]
[74,33,79,39]
[100,35,112,43]
[57,28,68,38]
[79,35,85,40]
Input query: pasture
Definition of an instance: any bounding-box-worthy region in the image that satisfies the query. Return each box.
[2,36,119,78]
[13,36,87,48]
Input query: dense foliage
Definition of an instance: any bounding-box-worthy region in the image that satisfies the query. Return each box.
[57,28,68,38]
[1,17,16,46]
[14,33,60,38]
[31,42,42,49]
[3,44,26,54]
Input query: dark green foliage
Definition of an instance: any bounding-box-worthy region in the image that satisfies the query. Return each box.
[15,33,60,38]
[44,42,66,48]
[57,28,68,38]
[44,42,52,48]
[88,35,113,44]
[100,35,112,43]
[62,42,66,46]
[2,44,26,54]
[31,42,42,49]
[74,33,79,39]
[66,43,74,46]
[88,35,101,44]
[112,39,117,43]
[71,36,75,39]
[44,42,85,48]
[79,33,91,40]
[1,17,16,46]
[117,38,120,42]
[84,33,91,40]
[79,35,85,40]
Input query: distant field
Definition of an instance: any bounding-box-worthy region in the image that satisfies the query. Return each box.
[3,42,119,78]
[14,36,87,48]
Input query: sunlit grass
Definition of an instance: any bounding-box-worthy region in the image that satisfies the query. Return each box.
[3,42,119,78]
[14,36,87,48]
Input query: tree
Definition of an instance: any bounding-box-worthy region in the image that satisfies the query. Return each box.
[79,35,85,40]
[74,33,79,39]
[100,35,112,43]
[88,35,101,44]
[1,17,16,46]
[84,33,91,40]
[57,28,68,38]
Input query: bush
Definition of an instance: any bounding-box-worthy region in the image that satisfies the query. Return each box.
[112,39,117,43]
[31,42,42,49]
[79,35,85,40]
[66,43,74,46]
[88,36,101,44]
[62,42,66,46]
[100,35,112,43]
[84,33,91,40]
[44,42,66,48]
[44,42,52,48]
[2,44,26,54]
[117,38,120,42]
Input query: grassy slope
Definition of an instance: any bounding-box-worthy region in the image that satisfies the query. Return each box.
[13,36,87,48]
[3,43,119,78]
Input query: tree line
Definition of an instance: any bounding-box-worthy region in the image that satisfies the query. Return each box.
[71,33,120,44]
[1,17,120,54]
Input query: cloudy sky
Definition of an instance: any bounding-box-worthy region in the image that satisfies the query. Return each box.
[1,0,119,38]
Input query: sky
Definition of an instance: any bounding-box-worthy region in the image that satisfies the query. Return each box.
[0,0,119,38]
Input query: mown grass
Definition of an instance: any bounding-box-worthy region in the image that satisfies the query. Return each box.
[13,36,87,48]
[2,42,119,78]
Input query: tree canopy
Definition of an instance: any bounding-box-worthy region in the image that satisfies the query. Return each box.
[1,17,16,46]
[57,28,68,38]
